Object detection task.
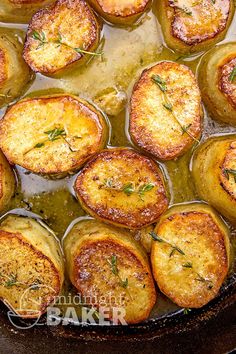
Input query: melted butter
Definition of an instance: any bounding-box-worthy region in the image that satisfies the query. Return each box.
[0,6,236,319]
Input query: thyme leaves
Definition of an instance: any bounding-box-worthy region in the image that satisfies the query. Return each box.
[224,168,236,183]
[151,74,200,143]
[30,30,103,57]
[150,232,214,290]
[107,255,129,290]
[101,179,154,201]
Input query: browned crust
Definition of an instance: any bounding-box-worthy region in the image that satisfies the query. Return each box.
[151,211,229,308]
[0,48,7,88]
[218,55,236,108]
[9,0,45,4]
[23,0,100,74]
[0,164,4,201]
[72,238,156,324]
[75,148,168,229]
[0,94,107,176]
[169,0,231,46]
[0,230,61,318]
[130,62,202,160]
[92,0,150,19]
[220,141,236,200]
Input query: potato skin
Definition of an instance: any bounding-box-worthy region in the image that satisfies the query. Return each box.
[0,0,54,24]
[0,94,108,178]
[130,61,203,160]
[74,148,169,229]
[198,43,236,126]
[0,30,33,108]
[157,0,234,54]
[23,0,101,76]
[63,219,156,324]
[0,215,64,318]
[0,150,15,212]
[151,203,230,308]
[87,0,151,25]
[192,136,236,225]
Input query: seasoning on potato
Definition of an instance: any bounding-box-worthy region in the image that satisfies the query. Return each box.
[192,136,236,225]
[0,150,15,212]
[129,61,203,161]
[23,0,101,76]
[0,215,64,318]
[151,203,230,309]
[0,94,108,178]
[63,219,156,324]
[74,148,169,229]
[198,42,236,126]
[0,0,54,24]
[0,29,33,108]
[157,0,234,54]
[87,0,151,25]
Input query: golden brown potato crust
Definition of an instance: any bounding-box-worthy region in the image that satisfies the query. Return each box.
[0,94,108,177]
[87,0,151,24]
[23,0,100,75]
[75,148,168,229]
[0,150,15,212]
[0,48,7,87]
[220,141,236,200]
[151,204,230,308]
[158,0,234,53]
[0,228,62,318]
[192,136,236,224]
[170,0,230,45]
[64,220,156,324]
[130,61,202,160]
[219,56,236,108]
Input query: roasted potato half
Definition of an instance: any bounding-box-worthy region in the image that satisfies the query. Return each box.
[0,1,54,24]
[198,43,236,126]
[0,150,15,212]
[192,136,236,225]
[74,148,169,229]
[0,215,64,318]
[87,0,151,25]
[0,94,108,178]
[0,30,33,108]
[23,0,101,76]
[63,219,156,324]
[157,0,234,54]
[130,61,203,161]
[151,203,230,308]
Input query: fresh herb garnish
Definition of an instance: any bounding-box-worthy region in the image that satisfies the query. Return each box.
[30,30,103,56]
[229,67,236,82]
[183,308,192,315]
[4,274,18,288]
[152,75,167,92]
[44,128,66,141]
[102,180,154,201]
[182,262,193,268]
[150,231,185,257]
[224,168,236,183]
[150,232,214,290]
[34,142,45,148]
[123,183,135,196]
[151,74,199,143]
[107,255,130,291]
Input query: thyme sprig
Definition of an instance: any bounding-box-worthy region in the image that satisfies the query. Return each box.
[151,75,200,143]
[0,272,42,289]
[102,179,154,201]
[150,231,185,257]
[107,255,131,298]
[150,231,214,290]
[24,127,81,155]
[30,30,103,57]
[229,66,236,82]
[224,168,236,183]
